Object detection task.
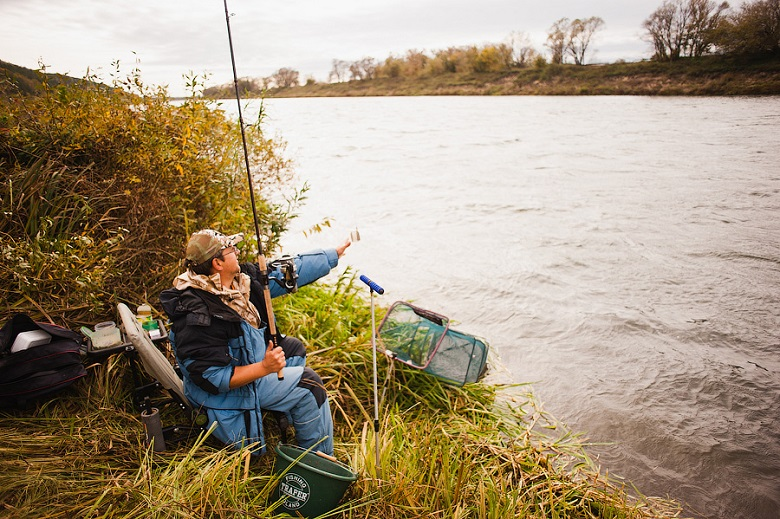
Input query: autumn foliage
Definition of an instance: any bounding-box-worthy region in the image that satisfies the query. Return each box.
[0,69,298,326]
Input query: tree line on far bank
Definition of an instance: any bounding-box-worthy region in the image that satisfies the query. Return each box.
[203,0,779,96]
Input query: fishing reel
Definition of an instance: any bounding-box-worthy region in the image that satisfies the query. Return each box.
[270,255,298,293]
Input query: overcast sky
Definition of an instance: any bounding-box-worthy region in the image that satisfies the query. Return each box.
[2,0,712,97]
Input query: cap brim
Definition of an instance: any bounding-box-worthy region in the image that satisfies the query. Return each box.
[225,233,244,247]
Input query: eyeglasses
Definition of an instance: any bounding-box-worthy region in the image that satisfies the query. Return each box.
[219,245,238,257]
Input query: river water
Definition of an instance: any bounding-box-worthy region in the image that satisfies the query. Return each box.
[240,95,779,519]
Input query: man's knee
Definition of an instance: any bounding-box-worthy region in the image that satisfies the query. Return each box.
[297,367,327,407]
[279,335,307,359]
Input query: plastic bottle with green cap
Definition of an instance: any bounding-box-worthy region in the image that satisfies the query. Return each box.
[137,304,152,323]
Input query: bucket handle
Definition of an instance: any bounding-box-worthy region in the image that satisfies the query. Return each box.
[315,451,339,463]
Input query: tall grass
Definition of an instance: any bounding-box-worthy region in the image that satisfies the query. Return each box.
[1,277,683,518]
[278,276,684,518]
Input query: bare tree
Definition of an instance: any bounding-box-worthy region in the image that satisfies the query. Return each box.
[358,57,377,80]
[344,57,377,81]
[348,63,361,80]
[328,59,349,83]
[507,31,540,66]
[567,17,606,64]
[546,18,571,64]
[271,68,299,88]
[644,0,690,60]
[644,0,729,60]
[687,0,730,56]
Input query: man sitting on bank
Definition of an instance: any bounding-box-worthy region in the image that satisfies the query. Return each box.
[160,229,350,456]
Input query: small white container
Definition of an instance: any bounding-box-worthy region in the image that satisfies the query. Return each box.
[11,330,52,353]
[91,321,122,349]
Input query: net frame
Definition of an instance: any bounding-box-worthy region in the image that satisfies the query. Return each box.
[377,301,489,386]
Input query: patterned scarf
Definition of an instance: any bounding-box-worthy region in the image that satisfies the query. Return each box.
[173,270,262,328]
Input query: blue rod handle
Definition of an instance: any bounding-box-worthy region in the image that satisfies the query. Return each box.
[360,274,385,295]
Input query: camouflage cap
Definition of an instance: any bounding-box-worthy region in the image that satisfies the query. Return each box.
[184,229,244,268]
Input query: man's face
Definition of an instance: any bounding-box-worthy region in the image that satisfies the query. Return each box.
[216,245,241,280]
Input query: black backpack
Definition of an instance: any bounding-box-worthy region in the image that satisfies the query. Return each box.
[0,313,87,408]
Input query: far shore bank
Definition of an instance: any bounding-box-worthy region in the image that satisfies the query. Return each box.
[255,57,780,98]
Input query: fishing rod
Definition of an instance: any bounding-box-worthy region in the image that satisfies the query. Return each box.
[222,0,283,380]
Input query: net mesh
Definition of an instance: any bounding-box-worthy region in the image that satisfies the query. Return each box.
[377,302,489,386]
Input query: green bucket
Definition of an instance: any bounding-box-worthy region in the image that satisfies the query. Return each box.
[272,444,358,518]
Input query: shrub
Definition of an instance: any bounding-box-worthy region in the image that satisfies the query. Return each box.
[0,68,300,325]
